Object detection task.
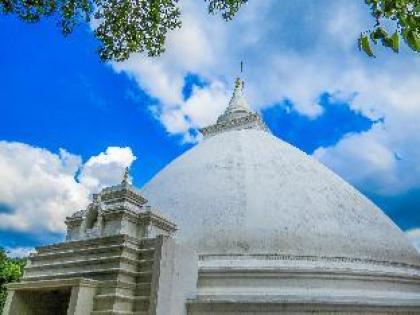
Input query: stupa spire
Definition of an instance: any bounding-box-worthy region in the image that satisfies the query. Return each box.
[122,167,130,186]
[221,77,251,116]
[199,75,269,138]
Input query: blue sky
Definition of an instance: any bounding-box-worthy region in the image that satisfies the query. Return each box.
[0,0,419,255]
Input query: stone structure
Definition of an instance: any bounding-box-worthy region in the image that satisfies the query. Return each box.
[5,173,197,315]
[5,77,420,314]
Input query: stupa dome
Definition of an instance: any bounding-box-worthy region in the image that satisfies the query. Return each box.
[142,80,419,267]
[142,78,420,312]
[7,78,418,315]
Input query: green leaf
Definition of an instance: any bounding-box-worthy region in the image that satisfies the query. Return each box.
[363,0,419,56]
[377,27,389,38]
[405,30,420,52]
[391,31,399,52]
[359,34,375,57]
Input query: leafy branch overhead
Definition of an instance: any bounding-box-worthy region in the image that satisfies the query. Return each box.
[359,0,419,56]
[0,0,247,61]
[0,0,418,61]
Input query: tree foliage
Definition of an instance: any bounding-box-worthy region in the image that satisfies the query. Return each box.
[360,0,419,56]
[0,0,247,61]
[0,248,26,313]
[1,0,417,61]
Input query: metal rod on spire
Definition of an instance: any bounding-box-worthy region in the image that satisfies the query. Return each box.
[240,61,245,89]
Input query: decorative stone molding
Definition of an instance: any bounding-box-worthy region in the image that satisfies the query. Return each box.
[200,113,268,138]
[138,209,178,234]
[198,253,420,271]
[100,184,147,207]
[198,254,420,281]
[192,253,420,314]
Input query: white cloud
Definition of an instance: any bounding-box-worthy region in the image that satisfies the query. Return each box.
[182,81,229,128]
[78,146,136,193]
[405,229,420,252]
[314,124,400,195]
[314,77,420,196]
[0,141,136,233]
[109,0,420,196]
[154,80,230,140]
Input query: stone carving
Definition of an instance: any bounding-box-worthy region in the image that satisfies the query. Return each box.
[200,112,268,137]
[79,194,104,239]
[65,168,176,242]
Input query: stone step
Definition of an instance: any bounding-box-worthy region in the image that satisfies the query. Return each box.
[98,283,137,296]
[137,258,155,264]
[24,254,156,279]
[94,294,149,312]
[26,255,141,270]
[23,267,142,282]
[136,282,151,296]
[133,297,150,312]
[31,243,150,262]
[138,246,155,251]
[97,280,137,294]
[34,235,155,256]
[30,244,125,261]
[137,258,154,270]
[91,311,147,315]
[136,271,153,282]
[24,262,141,280]
[35,235,129,254]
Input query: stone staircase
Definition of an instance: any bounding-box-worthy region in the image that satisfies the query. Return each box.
[91,238,160,315]
[22,235,162,315]
[23,235,131,282]
[4,178,195,315]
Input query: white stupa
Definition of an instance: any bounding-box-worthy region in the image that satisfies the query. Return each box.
[142,77,420,313]
[5,77,420,315]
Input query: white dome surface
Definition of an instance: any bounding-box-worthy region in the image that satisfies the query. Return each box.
[142,128,419,266]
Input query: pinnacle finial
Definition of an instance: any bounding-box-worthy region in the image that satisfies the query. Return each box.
[122,167,130,186]
[234,77,243,91]
[199,70,269,137]
[235,60,245,93]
